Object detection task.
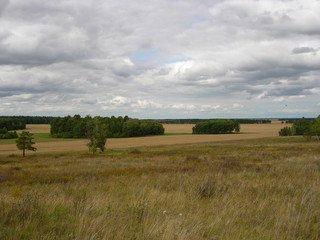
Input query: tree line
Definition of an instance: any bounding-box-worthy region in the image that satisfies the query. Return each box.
[50,115,165,138]
[156,119,271,124]
[192,119,240,134]
[0,116,55,132]
[279,116,320,138]
[0,116,54,125]
[0,117,26,131]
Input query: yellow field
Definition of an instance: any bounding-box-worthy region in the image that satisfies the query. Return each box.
[0,122,291,155]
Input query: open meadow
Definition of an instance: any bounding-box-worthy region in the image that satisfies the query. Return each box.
[0,136,319,240]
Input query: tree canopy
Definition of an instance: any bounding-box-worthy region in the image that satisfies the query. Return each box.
[0,117,26,131]
[50,115,164,138]
[192,119,240,134]
[279,115,320,137]
[16,131,37,157]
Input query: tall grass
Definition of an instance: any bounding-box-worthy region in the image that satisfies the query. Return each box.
[0,137,319,240]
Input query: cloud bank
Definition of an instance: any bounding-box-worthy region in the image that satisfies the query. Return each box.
[0,0,319,118]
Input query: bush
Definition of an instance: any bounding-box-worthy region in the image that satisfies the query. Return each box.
[192,119,240,134]
[0,128,18,139]
[279,127,293,136]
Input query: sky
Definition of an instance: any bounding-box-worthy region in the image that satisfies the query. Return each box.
[0,0,319,119]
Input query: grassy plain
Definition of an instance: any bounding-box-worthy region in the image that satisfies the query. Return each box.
[0,136,319,240]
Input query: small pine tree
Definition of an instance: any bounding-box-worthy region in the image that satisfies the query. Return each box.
[86,119,108,154]
[16,131,37,157]
[279,126,293,136]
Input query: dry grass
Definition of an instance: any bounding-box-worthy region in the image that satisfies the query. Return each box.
[0,122,291,155]
[0,137,319,240]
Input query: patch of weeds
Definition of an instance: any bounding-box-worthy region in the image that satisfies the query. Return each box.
[184,155,201,162]
[11,166,22,171]
[54,153,65,159]
[72,190,87,215]
[4,192,42,224]
[36,174,73,184]
[196,178,230,199]
[0,160,18,165]
[218,159,242,171]
[314,161,320,171]
[0,167,21,183]
[130,149,142,154]
[196,179,216,199]
[33,164,48,168]
[127,198,148,223]
[9,186,23,198]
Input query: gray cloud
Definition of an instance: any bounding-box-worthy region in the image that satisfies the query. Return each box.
[0,0,319,118]
[292,47,318,54]
[0,0,9,15]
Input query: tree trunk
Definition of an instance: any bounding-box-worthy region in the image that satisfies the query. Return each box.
[23,148,25,157]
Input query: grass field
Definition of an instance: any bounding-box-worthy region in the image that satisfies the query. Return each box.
[0,122,291,155]
[0,136,319,240]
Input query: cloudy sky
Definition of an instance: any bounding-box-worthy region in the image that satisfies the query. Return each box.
[0,0,319,118]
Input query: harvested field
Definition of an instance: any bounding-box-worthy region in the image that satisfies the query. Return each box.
[17,124,51,133]
[0,122,291,155]
[162,123,195,133]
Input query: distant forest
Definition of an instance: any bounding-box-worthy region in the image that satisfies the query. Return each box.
[154,119,272,124]
[0,116,54,129]
[2,116,315,133]
[50,115,164,138]
[0,117,26,131]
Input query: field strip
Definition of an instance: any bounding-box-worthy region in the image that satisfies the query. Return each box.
[0,130,284,155]
[0,123,290,155]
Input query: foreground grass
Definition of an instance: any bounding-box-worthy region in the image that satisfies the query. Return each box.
[0,137,319,240]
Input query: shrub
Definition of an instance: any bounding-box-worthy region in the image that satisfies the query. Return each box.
[279,126,293,136]
[0,128,18,139]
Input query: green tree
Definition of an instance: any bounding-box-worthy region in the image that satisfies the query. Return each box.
[292,117,311,135]
[279,126,293,136]
[311,115,320,140]
[16,131,37,157]
[192,119,240,134]
[86,119,108,154]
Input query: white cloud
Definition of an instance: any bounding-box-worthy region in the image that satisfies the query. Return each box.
[232,103,244,109]
[310,88,320,94]
[171,104,196,110]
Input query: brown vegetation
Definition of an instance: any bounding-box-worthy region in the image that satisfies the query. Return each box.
[0,137,319,239]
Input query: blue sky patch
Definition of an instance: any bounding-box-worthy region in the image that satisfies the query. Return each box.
[130,49,159,62]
